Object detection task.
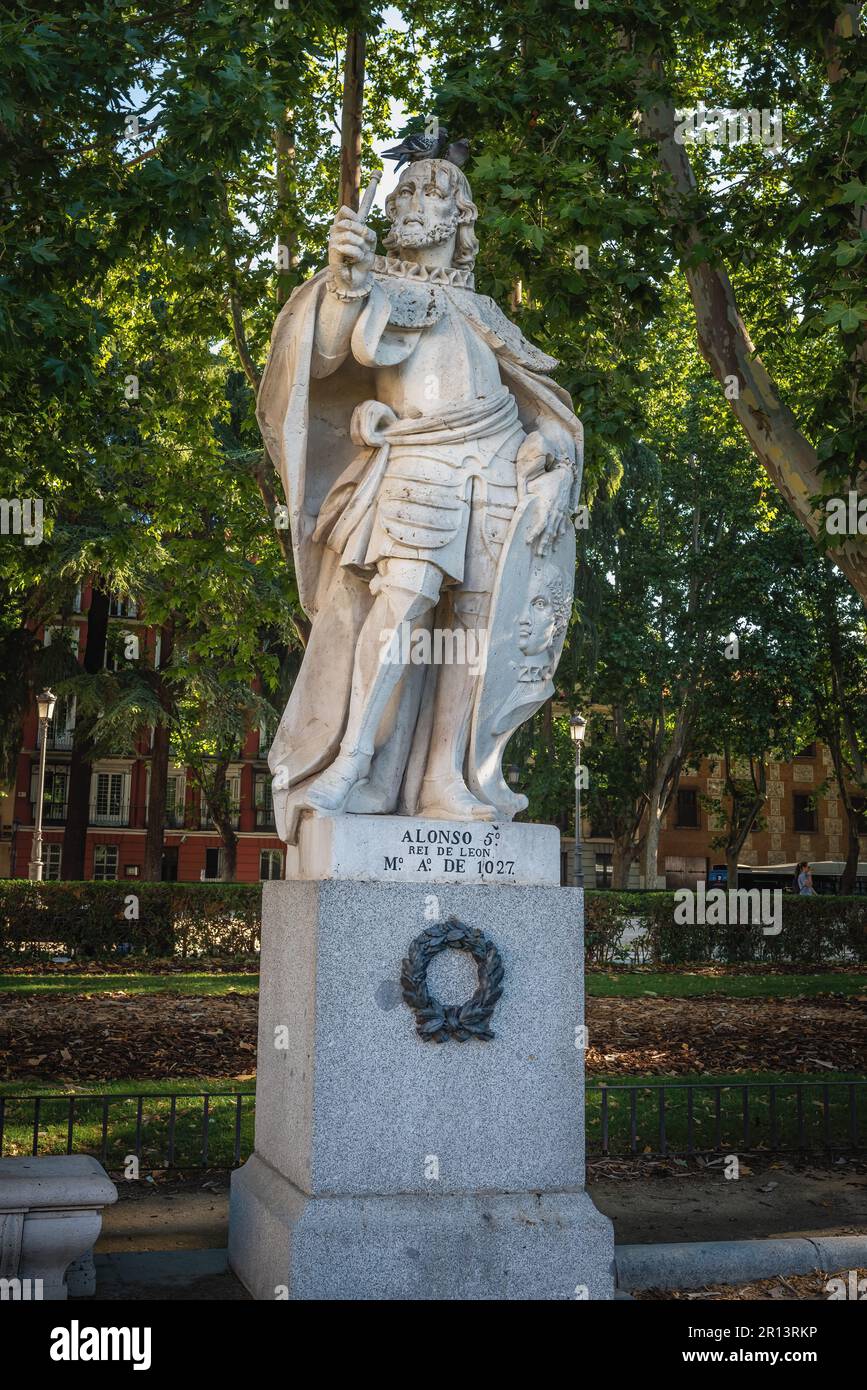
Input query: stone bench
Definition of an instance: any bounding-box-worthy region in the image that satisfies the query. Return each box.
[0,1155,117,1300]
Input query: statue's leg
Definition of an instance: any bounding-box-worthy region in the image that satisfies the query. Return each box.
[416,477,520,820]
[300,557,441,814]
[416,585,495,821]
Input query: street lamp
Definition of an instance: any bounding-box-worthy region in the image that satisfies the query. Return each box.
[569,713,587,889]
[29,688,57,882]
[507,765,520,787]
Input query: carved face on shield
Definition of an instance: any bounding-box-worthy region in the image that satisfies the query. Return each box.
[518,564,570,662]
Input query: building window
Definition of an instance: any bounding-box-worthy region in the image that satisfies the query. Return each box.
[104,628,139,670]
[91,771,129,826]
[795,743,816,759]
[38,695,76,751]
[203,847,223,880]
[108,595,138,618]
[44,843,62,881]
[31,765,68,823]
[793,793,817,833]
[260,849,282,880]
[202,774,241,830]
[852,797,867,834]
[93,845,119,880]
[165,774,185,829]
[676,789,700,828]
[595,850,613,889]
[254,775,275,828]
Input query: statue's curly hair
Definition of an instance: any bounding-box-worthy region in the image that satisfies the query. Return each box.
[537,564,571,637]
[383,158,480,271]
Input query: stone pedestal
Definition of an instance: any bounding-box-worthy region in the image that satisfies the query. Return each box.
[229,843,614,1300]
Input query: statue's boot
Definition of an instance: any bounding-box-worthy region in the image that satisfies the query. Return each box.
[301,752,372,815]
[418,776,494,821]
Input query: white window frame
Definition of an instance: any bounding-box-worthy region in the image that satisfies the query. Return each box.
[93,845,119,880]
[202,847,225,881]
[90,766,131,826]
[44,843,62,880]
[259,849,282,881]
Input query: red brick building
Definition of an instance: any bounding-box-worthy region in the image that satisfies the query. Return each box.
[2,586,285,883]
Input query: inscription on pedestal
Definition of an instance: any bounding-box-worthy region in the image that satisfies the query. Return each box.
[284,814,561,886]
[388,824,516,879]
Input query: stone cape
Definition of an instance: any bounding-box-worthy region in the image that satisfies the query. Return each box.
[256,266,583,838]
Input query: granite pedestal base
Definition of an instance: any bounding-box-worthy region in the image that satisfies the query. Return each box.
[228,871,614,1300]
[230,1155,612,1300]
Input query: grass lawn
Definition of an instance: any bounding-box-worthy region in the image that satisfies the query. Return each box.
[587,971,867,999]
[2,969,864,1000]
[0,972,259,997]
[585,1071,867,1156]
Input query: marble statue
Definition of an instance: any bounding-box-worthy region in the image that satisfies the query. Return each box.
[256,156,583,843]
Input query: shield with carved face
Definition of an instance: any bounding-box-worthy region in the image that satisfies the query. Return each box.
[468,494,575,819]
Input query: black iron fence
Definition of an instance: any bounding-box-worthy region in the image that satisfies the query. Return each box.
[0,1091,253,1171]
[2,1080,866,1168]
[587,1079,867,1157]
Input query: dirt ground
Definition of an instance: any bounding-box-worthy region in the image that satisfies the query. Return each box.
[92,1156,867,1254]
[586,995,867,1076]
[2,989,866,1081]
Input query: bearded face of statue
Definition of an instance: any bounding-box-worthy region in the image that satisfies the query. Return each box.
[386,160,461,253]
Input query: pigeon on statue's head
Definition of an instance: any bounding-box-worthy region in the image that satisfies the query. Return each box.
[382,128,469,171]
[381,128,449,169]
[443,138,470,168]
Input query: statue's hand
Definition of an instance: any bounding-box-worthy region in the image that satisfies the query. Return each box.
[328,205,377,292]
[526,464,573,557]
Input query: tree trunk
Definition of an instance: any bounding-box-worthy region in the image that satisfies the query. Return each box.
[725,848,739,892]
[217,821,238,882]
[196,756,238,883]
[143,620,175,881]
[641,703,691,888]
[841,804,861,895]
[62,585,109,880]
[339,29,366,212]
[641,84,867,609]
[612,838,638,889]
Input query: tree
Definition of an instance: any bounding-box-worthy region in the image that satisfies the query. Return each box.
[426,0,867,604]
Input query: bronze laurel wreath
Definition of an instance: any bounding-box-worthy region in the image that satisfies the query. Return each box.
[400,916,504,1043]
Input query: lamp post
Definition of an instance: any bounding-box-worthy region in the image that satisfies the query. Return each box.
[29,688,57,882]
[569,713,586,889]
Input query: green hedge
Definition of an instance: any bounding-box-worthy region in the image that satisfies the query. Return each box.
[2,881,864,965]
[0,881,261,959]
[584,889,867,965]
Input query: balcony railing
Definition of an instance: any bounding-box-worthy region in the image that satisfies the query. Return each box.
[199,809,241,831]
[142,808,186,829]
[89,802,130,828]
[36,727,75,751]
